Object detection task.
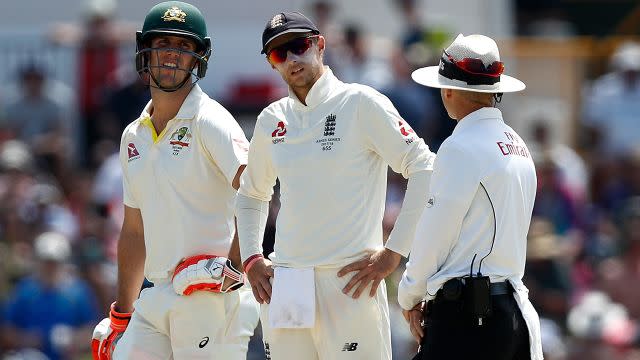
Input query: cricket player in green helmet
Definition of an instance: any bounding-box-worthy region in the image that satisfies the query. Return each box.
[91,2,259,359]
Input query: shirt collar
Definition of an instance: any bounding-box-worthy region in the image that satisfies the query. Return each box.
[288,66,337,110]
[452,107,503,134]
[140,84,204,121]
[138,84,203,143]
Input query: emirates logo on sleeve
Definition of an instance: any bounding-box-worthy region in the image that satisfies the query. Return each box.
[127,143,141,162]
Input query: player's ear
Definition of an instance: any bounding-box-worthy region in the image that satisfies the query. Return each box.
[441,88,451,100]
[317,35,325,57]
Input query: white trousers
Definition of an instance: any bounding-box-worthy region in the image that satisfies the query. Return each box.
[113,281,260,360]
[260,267,392,360]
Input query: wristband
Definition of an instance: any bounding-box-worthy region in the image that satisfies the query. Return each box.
[243,254,264,273]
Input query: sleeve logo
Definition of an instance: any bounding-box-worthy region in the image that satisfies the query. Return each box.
[398,120,415,137]
[271,121,287,144]
[127,143,140,162]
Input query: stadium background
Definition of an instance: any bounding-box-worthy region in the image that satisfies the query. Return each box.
[0,0,639,359]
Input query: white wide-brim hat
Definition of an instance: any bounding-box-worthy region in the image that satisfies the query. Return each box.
[412,34,525,93]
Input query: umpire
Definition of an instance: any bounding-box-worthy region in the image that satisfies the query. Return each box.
[398,34,543,360]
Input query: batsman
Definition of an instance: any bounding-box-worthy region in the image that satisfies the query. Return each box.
[91,2,259,359]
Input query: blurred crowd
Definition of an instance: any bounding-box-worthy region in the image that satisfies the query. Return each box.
[0,0,639,359]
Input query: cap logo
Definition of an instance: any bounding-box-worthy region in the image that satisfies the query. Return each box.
[162,6,187,23]
[269,14,285,28]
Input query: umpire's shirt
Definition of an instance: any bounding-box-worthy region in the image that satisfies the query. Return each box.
[398,107,543,359]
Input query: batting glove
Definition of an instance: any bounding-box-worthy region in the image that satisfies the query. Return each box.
[172,255,244,296]
[91,302,131,360]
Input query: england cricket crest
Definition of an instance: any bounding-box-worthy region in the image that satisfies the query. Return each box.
[269,14,285,28]
[169,126,192,155]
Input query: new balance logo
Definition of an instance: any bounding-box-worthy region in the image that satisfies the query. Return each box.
[342,342,358,352]
[324,114,337,136]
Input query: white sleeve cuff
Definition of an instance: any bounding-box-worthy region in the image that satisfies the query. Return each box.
[385,170,432,257]
[397,270,430,310]
[235,193,269,263]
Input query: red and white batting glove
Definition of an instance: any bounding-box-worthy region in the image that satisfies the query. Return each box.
[172,255,244,296]
[91,302,131,360]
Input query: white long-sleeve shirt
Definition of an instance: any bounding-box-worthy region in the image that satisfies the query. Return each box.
[399,107,537,309]
[239,67,434,268]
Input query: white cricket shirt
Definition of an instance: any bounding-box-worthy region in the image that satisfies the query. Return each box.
[120,84,249,282]
[239,67,434,268]
[398,107,538,309]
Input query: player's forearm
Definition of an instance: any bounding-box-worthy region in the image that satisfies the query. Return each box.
[235,193,269,263]
[228,219,242,270]
[385,170,432,257]
[115,230,146,313]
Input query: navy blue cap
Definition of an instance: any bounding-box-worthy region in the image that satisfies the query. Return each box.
[261,11,320,54]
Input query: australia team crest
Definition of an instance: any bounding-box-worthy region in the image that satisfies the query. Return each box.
[169,126,192,155]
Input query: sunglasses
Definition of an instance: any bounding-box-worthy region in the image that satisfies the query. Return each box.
[443,50,504,77]
[267,35,318,64]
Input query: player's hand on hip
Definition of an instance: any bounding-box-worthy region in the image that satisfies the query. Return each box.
[337,247,402,299]
[246,257,274,304]
[91,302,131,360]
[403,301,425,344]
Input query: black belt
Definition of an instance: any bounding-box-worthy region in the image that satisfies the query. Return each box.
[489,281,511,296]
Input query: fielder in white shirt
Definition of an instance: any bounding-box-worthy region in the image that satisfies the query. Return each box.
[236,12,435,360]
[398,34,544,360]
[91,2,259,359]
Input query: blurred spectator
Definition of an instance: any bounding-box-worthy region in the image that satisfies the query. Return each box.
[1,232,99,360]
[391,0,450,68]
[3,64,65,147]
[381,47,445,147]
[533,157,581,235]
[335,24,393,90]
[590,150,640,215]
[524,217,573,324]
[97,69,150,146]
[514,0,576,37]
[76,0,122,160]
[596,197,640,320]
[0,142,38,287]
[25,183,79,242]
[49,0,136,167]
[91,151,122,261]
[567,290,639,359]
[582,41,640,156]
[529,120,589,202]
[1,348,49,360]
[309,1,342,70]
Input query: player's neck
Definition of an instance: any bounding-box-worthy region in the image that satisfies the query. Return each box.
[452,103,491,123]
[149,84,192,133]
[291,65,325,106]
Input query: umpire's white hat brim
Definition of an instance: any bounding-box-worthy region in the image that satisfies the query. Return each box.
[411,65,526,93]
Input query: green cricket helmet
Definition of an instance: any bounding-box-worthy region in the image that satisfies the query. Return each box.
[135,1,212,90]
